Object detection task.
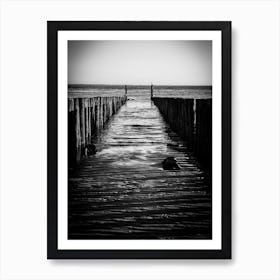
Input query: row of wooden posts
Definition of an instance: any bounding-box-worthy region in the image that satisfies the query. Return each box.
[68,85,211,172]
[152,97,212,172]
[68,96,127,165]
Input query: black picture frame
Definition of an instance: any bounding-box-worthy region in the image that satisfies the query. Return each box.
[47,21,231,259]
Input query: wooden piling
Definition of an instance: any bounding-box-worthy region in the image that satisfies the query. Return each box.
[194,99,212,171]
[74,98,81,148]
[153,97,212,172]
[79,99,86,147]
[85,99,89,145]
[68,95,127,166]
[125,85,127,96]
[88,105,92,145]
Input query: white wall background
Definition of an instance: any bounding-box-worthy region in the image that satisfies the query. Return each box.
[0,0,279,279]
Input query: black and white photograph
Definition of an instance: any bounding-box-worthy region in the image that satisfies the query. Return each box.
[68,40,213,240]
[47,21,231,259]
[4,0,280,278]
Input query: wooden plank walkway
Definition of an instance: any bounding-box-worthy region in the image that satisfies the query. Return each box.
[69,94,211,239]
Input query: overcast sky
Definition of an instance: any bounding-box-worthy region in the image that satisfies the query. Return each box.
[68,40,212,85]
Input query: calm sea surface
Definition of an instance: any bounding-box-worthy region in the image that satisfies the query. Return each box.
[68,84,212,99]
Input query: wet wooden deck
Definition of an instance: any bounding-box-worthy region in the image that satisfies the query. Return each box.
[69,93,211,239]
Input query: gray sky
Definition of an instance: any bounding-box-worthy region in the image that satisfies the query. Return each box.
[68,40,212,85]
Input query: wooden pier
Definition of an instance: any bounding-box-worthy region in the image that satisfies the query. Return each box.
[68,96,127,165]
[152,97,212,172]
[68,91,211,240]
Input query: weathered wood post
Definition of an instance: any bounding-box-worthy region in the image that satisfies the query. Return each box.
[88,100,92,144]
[151,84,153,99]
[85,99,89,145]
[69,94,127,164]
[74,99,81,148]
[68,99,76,166]
[79,99,86,148]
[152,97,212,172]
[95,97,100,130]
[193,99,197,135]
[125,85,127,96]
[100,98,104,127]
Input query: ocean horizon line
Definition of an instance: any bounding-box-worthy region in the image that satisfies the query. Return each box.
[68,83,212,88]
